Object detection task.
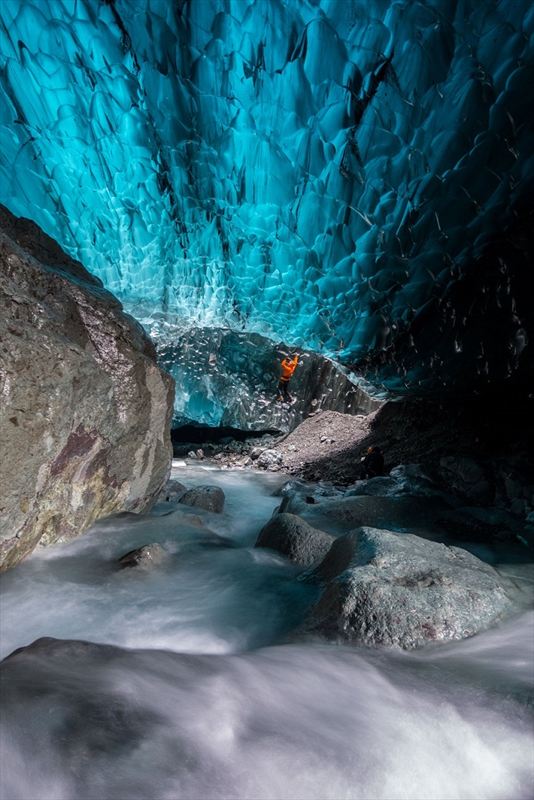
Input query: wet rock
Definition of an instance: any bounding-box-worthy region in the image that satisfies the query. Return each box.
[1,638,166,766]
[118,544,166,569]
[0,207,174,571]
[272,479,309,497]
[160,479,186,502]
[179,485,225,513]
[345,476,400,497]
[255,512,335,567]
[303,527,513,649]
[346,465,454,502]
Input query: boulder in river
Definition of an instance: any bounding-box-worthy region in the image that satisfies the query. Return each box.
[302,527,513,649]
[0,206,174,570]
[179,485,225,513]
[118,544,166,569]
[255,512,335,567]
[161,479,187,503]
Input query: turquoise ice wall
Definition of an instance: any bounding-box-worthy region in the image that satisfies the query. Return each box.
[0,0,533,390]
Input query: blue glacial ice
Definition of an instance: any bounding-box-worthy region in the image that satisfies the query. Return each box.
[0,0,533,392]
[157,326,380,430]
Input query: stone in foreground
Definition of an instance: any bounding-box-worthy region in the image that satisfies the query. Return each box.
[303,527,513,649]
[255,512,335,567]
[0,207,174,570]
[179,485,225,513]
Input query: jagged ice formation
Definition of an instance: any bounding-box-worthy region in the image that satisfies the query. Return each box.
[0,0,533,392]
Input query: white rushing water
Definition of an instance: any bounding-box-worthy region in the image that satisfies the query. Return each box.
[1,463,533,800]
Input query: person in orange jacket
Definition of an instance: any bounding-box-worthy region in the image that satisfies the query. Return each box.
[277,354,299,403]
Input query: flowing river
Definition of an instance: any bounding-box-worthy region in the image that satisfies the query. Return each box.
[1,464,533,800]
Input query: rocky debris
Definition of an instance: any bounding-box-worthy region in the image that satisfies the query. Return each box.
[174,433,282,470]
[117,544,166,569]
[179,485,225,513]
[160,479,186,502]
[273,410,372,474]
[0,206,174,571]
[256,449,284,470]
[255,512,335,567]
[302,527,514,649]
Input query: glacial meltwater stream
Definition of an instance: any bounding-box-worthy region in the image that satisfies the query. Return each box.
[1,464,533,800]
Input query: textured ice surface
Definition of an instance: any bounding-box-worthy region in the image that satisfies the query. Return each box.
[0,1,533,390]
[157,326,380,430]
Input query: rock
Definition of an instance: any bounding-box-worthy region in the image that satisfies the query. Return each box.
[179,485,225,513]
[196,448,204,459]
[302,494,452,534]
[117,544,166,569]
[438,456,493,504]
[160,479,186,502]
[1,637,167,766]
[303,527,513,649]
[272,479,309,497]
[437,506,522,542]
[257,449,283,469]
[346,476,400,497]
[255,512,335,567]
[346,466,453,501]
[187,450,197,459]
[0,206,174,571]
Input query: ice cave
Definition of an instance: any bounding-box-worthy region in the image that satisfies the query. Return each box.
[0,1,533,799]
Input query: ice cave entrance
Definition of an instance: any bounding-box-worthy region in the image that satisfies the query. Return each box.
[154,324,381,441]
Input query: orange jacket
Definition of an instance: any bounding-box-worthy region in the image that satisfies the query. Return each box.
[280,356,298,381]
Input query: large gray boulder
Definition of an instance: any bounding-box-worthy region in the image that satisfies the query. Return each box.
[255,512,335,567]
[0,206,174,570]
[179,485,225,513]
[303,527,513,649]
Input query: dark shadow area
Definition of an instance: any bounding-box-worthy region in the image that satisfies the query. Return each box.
[171,423,281,456]
[296,389,534,486]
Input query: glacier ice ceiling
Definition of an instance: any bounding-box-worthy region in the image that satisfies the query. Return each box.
[0,0,533,392]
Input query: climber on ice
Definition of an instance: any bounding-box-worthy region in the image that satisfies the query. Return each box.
[277,354,299,403]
